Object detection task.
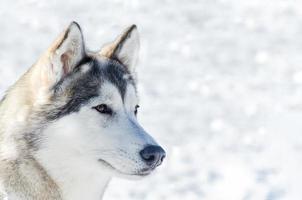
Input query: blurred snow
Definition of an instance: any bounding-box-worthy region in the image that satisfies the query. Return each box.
[0,0,302,199]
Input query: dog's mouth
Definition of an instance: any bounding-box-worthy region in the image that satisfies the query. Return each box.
[98,158,152,177]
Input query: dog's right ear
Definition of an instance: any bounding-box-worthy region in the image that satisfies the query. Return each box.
[99,25,139,75]
[37,22,85,88]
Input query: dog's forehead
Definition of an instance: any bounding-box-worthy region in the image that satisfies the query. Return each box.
[87,56,135,100]
[99,80,137,105]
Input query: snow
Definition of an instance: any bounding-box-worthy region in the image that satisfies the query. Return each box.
[0,0,302,199]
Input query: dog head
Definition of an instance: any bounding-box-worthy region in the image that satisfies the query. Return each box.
[30,22,165,178]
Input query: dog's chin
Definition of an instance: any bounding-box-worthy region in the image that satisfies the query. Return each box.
[98,159,153,179]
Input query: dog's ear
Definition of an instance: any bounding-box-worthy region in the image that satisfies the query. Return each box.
[39,21,85,86]
[100,25,140,73]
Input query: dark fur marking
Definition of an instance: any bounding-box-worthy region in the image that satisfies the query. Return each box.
[43,56,135,121]
[0,94,7,106]
[57,27,70,50]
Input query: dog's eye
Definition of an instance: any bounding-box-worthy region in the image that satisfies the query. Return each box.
[93,104,112,115]
[134,105,139,116]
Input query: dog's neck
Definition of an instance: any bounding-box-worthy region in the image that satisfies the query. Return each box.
[35,148,112,200]
[38,158,111,200]
[34,128,112,200]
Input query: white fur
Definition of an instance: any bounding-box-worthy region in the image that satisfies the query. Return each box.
[34,82,157,200]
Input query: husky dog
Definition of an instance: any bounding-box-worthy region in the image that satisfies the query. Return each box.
[0,22,166,200]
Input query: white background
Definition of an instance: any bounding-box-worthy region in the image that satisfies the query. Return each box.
[0,0,301,199]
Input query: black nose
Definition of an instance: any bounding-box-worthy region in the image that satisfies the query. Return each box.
[140,145,166,167]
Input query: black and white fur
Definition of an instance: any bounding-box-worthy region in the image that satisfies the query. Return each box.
[0,22,165,200]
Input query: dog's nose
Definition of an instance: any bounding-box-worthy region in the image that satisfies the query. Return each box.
[140,145,166,167]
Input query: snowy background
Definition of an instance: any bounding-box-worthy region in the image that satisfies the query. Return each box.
[0,0,302,199]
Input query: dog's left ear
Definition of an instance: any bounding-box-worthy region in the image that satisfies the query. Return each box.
[100,25,140,73]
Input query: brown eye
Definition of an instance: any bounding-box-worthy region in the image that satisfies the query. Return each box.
[93,104,112,115]
[134,105,139,116]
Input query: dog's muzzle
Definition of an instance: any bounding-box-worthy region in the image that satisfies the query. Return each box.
[139,145,166,169]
